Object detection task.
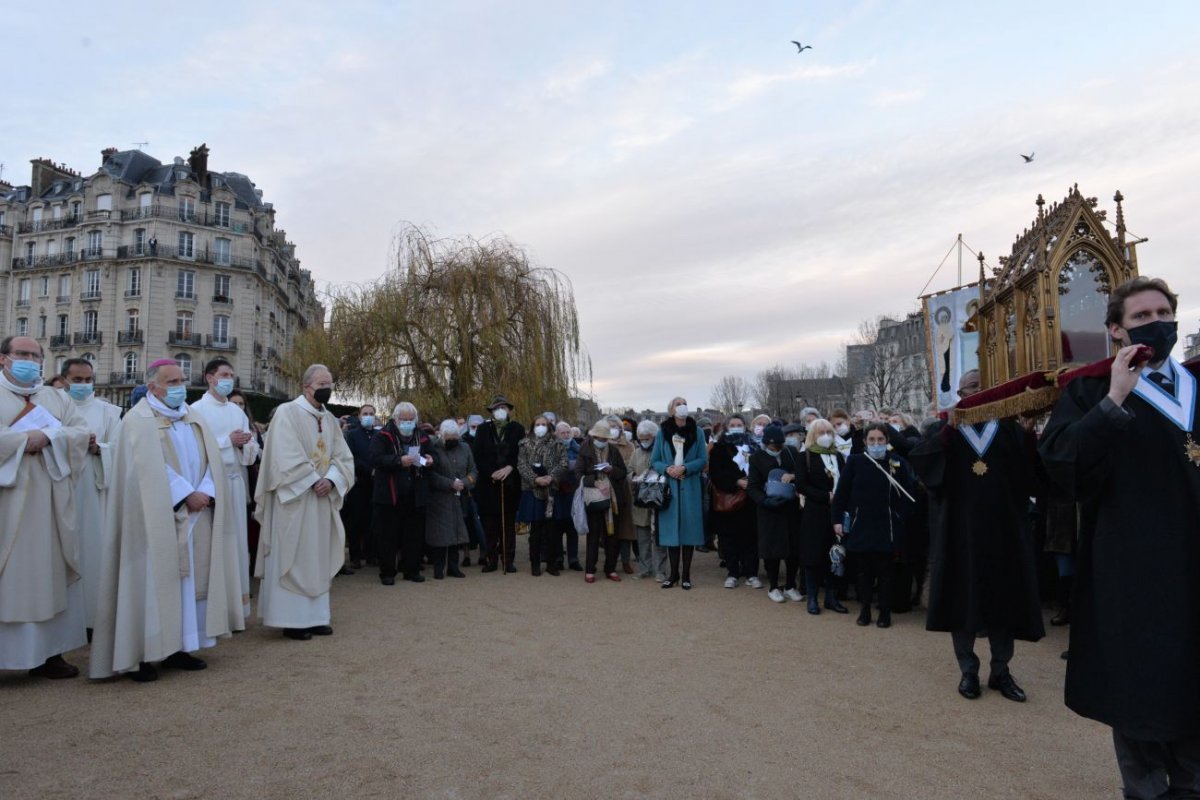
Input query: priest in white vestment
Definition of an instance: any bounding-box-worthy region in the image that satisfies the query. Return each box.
[254,364,354,641]
[0,336,90,678]
[89,359,243,682]
[192,357,259,618]
[61,357,122,632]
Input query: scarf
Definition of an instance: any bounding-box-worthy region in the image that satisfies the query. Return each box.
[147,392,189,421]
[807,443,838,455]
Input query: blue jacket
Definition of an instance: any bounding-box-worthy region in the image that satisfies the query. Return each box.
[651,416,708,547]
[831,452,915,554]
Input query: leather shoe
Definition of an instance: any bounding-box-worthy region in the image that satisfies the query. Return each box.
[447,568,466,578]
[856,607,871,626]
[987,673,1026,702]
[876,611,891,629]
[28,654,79,679]
[504,564,518,574]
[405,574,427,583]
[481,564,498,573]
[129,662,159,682]
[807,597,821,615]
[337,565,355,576]
[958,673,981,700]
[545,565,560,576]
[531,563,542,576]
[163,651,207,671]
[308,625,333,636]
[283,628,313,641]
[380,575,396,586]
[568,561,583,572]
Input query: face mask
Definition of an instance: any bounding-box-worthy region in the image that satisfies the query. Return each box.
[726,427,744,438]
[788,435,804,449]
[313,387,332,405]
[753,424,765,438]
[867,443,889,459]
[398,420,415,435]
[766,446,783,457]
[593,439,608,449]
[361,415,376,429]
[215,378,235,397]
[445,438,460,449]
[469,426,478,435]
[623,430,633,442]
[639,440,653,450]
[534,424,548,438]
[68,383,94,401]
[493,408,509,422]
[816,434,834,449]
[164,385,187,409]
[835,423,850,436]
[8,359,41,384]
[674,404,688,418]
[1127,319,1178,364]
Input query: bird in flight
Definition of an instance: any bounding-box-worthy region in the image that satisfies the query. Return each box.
[791,41,812,53]
[1020,152,1035,163]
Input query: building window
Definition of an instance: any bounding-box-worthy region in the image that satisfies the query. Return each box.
[179,197,195,223]
[40,277,50,297]
[178,231,194,259]
[37,315,47,338]
[16,318,28,336]
[85,269,101,296]
[138,193,152,216]
[51,204,62,220]
[134,228,145,255]
[177,269,195,298]
[176,311,194,337]
[57,314,69,337]
[70,201,81,220]
[214,274,231,300]
[18,278,30,302]
[81,352,95,366]
[175,353,193,381]
[124,352,138,378]
[31,207,43,230]
[214,238,231,266]
[95,194,112,212]
[83,310,99,336]
[215,201,231,228]
[46,239,57,257]
[58,274,71,299]
[213,315,230,344]
[86,230,102,257]
[128,267,141,296]
[25,241,35,262]
[126,309,140,333]
[65,236,75,256]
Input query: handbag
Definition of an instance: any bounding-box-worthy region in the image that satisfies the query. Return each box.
[583,475,612,513]
[712,485,746,513]
[634,474,671,510]
[571,482,589,534]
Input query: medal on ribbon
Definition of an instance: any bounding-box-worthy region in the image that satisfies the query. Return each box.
[1132,358,1196,433]
[1186,434,1200,468]
[959,420,999,478]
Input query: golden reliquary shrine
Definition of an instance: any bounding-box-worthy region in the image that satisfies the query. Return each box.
[972,185,1141,390]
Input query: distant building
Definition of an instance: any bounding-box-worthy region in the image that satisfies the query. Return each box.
[770,377,853,419]
[848,312,931,416]
[1186,330,1200,362]
[0,144,323,404]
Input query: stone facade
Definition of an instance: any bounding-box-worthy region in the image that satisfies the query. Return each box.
[1186,331,1200,362]
[0,145,322,403]
[846,313,931,416]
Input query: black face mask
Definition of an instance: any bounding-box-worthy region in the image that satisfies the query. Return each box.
[444,439,460,449]
[313,387,332,405]
[1127,320,1178,363]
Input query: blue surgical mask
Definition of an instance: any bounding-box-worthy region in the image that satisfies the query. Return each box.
[68,383,95,401]
[215,378,235,397]
[164,385,187,409]
[593,439,608,449]
[9,359,41,384]
[867,444,888,459]
[786,435,803,449]
[360,415,376,429]
[398,420,415,435]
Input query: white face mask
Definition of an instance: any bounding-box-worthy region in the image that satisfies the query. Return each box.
[726,427,744,436]
[533,424,548,438]
[835,423,850,436]
[890,422,903,432]
[817,434,834,448]
[674,404,688,418]
[493,408,509,422]
[609,427,621,439]
[753,424,765,437]
[623,430,633,442]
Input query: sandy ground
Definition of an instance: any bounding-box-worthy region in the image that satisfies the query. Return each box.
[2,545,1117,800]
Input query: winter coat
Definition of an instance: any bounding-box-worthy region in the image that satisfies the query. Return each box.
[576,438,635,541]
[651,417,708,547]
[746,446,801,560]
[424,439,477,547]
[368,422,432,508]
[626,442,655,529]
[470,418,526,516]
[795,448,845,566]
[832,453,915,554]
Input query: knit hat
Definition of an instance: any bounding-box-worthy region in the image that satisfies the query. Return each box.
[761,424,785,446]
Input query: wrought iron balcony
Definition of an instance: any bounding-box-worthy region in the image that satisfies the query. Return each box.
[212,294,233,305]
[206,336,237,350]
[110,371,143,385]
[0,224,11,237]
[17,217,79,234]
[175,289,197,301]
[15,298,30,308]
[80,290,102,301]
[73,331,102,345]
[117,330,143,345]
[124,288,141,298]
[114,244,254,270]
[167,331,203,346]
[56,294,71,304]
[50,335,71,349]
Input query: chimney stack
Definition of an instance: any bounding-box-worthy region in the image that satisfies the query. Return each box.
[188,143,210,188]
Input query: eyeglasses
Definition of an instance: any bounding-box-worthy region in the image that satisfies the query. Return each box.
[7,350,42,360]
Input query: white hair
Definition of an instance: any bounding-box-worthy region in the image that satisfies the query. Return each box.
[801,407,821,419]
[438,418,460,438]
[555,421,571,433]
[636,419,659,437]
[392,401,419,422]
[302,364,331,386]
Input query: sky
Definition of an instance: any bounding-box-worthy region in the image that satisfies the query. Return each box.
[4,1,1199,412]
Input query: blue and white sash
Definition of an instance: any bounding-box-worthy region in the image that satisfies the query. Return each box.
[1131,358,1196,433]
[959,419,1000,458]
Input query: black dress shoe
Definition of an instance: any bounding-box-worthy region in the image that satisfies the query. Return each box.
[856,607,871,626]
[447,568,466,578]
[163,651,207,671]
[1061,650,1069,660]
[433,569,445,580]
[958,673,981,699]
[308,625,333,636]
[28,654,80,679]
[531,563,542,576]
[568,561,583,572]
[283,628,313,641]
[129,662,159,682]
[337,565,355,576]
[504,564,518,574]
[545,566,560,576]
[461,556,472,567]
[380,575,396,586]
[406,574,427,583]
[988,673,1026,702]
[825,598,849,614]
[876,611,891,629]
[481,564,498,573]
[661,578,679,589]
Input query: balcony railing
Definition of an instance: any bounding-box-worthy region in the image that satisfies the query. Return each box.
[15,298,30,308]
[56,294,71,304]
[11,251,90,270]
[175,290,196,301]
[110,371,143,385]
[73,331,102,345]
[167,331,203,346]
[117,330,144,345]
[212,294,233,305]
[253,342,263,356]
[80,290,102,301]
[17,217,80,234]
[120,203,240,230]
[124,288,141,298]
[114,244,254,270]
[206,336,237,350]
[86,210,111,220]
[0,224,12,237]
[49,334,71,349]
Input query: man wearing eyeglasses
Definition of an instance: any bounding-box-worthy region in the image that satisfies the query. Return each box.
[0,335,91,679]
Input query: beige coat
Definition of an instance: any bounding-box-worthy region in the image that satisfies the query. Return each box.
[88,399,243,677]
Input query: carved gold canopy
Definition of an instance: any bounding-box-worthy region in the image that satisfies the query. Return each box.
[973,185,1140,388]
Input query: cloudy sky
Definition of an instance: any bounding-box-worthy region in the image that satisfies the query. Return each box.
[4,1,1199,411]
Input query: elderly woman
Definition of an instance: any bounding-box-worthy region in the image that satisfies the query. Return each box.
[517,414,567,576]
[628,419,668,580]
[651,397,707,589]
[603,414,637,573]
[749,413,773,447]
[369,401,434,585]
[832,423,916,628]
[709,414,759,589]
[425,419,478,580]
[576,421,629,583]
[795,418,847,613]
[746,425,804,604]
[552,422,583,571]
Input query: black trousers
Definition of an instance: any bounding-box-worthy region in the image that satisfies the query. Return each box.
[952,629,1014,679]
[483,486,520,568]
[585,511,618,575]
[716,506,758,579]
[1113,729,1200,800]
[343,482,374,562]
[374,502,424,579]
[854,552,894,613]
[529,518,560,566]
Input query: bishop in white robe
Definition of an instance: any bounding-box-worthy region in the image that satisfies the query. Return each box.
[254,364,354,640]
[0,336,90,678]
[89,360,243,682]
[192,359,260,618]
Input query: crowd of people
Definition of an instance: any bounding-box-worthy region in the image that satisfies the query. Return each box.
[1,274,1197,798]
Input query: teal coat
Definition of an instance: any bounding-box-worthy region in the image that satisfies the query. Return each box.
[651,417,708,546]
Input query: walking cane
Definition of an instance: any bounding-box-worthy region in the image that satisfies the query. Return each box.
[497,477,507,573]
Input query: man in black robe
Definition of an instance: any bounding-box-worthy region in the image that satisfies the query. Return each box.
[1040,276,1200,799]
[470,394,525,574]
[910,369,1045,703]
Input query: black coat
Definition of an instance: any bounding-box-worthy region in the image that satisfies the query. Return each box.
[795,449,845,566]
[368,422,432,508]
[911,420,1045,643]
[746,447,801,560]
[831,453,915,554]
[344,420,375,484]
[470,419,526,516]
[1040,366,1200,740]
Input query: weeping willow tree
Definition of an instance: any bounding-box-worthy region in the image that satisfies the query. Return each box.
[290,224,589,422]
